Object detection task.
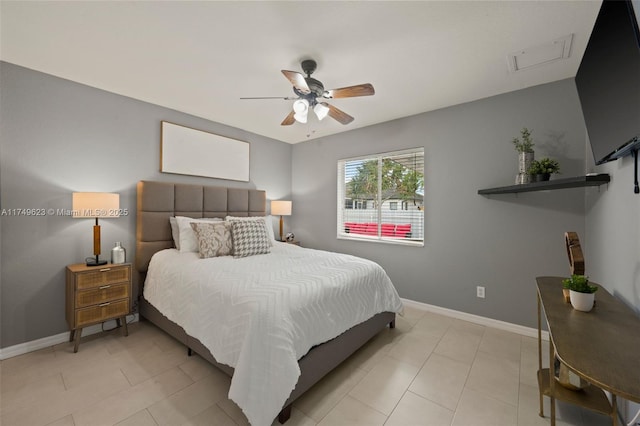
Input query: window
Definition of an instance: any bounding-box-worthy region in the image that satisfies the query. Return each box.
[337,148,424,246]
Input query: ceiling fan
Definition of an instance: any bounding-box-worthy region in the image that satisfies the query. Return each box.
[241,59,375,126]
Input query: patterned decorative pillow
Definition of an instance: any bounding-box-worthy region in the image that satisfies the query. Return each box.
[174,216,223,253]
[225,215,275,245]
[231,218,272,258]
[190,221,233,258]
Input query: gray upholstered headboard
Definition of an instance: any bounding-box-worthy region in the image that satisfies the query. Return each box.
[136,180,266,273]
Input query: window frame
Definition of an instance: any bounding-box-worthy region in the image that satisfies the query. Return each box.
[337,147,424,247]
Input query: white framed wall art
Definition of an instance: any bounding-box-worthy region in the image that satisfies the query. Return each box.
[161,121,250,182]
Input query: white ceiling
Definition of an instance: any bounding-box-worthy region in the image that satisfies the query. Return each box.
[1,1,602,144]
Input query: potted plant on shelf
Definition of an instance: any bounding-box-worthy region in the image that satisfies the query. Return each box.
[512,127,535,184]
[528,157,560,182]
[562,274,598,312]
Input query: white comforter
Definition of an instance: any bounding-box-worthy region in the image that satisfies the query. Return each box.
[144,243,403,426]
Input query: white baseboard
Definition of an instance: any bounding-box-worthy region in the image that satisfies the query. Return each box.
[401,298,549,341]
[0,314,139,360]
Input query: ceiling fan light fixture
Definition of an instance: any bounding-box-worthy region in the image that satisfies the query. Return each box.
[246,60,374,127]
[293,99,309,123]
[293,99,309,113]
[294,112,308,123]
[314,103,330,121]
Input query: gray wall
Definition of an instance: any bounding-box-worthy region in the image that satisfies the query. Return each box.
[0,62,292,348]
[582,98,640,426]
[291,78,594,329]
[585,151,640,312]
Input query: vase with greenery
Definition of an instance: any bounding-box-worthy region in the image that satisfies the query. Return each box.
[512,127,535,184]
[512,127,535,154]
[528,157,560,182]
[562,274,597,311]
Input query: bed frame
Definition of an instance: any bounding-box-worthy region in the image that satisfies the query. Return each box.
[135,180,395,423]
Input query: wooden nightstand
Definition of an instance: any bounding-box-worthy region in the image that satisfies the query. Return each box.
[65,263,131,352]
[279,240,301,246]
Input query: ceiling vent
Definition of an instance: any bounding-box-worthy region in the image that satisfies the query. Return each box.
[507,34,573,73]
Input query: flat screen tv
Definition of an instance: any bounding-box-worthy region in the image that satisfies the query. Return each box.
[575,0,640,165]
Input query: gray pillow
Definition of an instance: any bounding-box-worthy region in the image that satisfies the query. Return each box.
[231,219,271,258]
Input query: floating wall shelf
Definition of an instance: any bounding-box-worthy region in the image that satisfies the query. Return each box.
[478,174,610,195]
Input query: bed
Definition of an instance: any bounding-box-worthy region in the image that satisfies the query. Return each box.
[135,180,402,425]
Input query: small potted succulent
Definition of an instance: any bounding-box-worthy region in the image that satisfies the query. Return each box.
[562,274,597,312]
[528,157,560,182]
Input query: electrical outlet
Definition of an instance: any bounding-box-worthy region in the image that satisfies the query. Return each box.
[476,286,485,298]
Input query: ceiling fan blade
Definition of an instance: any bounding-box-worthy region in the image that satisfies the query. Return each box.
[281,110,296,126]
[324,83,375,99]
[322,102,354,125]
[281,70,311,94]
[240,96,298,100]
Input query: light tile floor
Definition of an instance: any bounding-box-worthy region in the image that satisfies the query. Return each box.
[1,306,612,426]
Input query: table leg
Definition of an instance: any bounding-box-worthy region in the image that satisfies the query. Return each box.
[549,336,556,426]
[73,327,82,353]
[612,394,617,426]
[121,316,128,337]
[538,295,544,417]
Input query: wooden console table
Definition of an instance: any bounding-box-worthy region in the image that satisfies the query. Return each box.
[536,276,640,425]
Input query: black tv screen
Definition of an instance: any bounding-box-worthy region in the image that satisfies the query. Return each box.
[575,0,640,165]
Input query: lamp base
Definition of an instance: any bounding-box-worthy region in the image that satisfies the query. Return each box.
[86,257,107,267]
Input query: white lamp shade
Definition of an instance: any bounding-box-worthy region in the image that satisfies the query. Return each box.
[271,200,292,216]
[72,192,120,218]
[293,99,309,113]
[314,103,330,120]
[293,99,309,123]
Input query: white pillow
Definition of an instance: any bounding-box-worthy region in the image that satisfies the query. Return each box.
[225,215,276,245]
[174,216,222,252]
[169,217,180,249]
[265,215,277,242]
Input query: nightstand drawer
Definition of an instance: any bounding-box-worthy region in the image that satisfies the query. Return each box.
[75,266,130,290]
[75,283,129,308]
[75,299,129,327]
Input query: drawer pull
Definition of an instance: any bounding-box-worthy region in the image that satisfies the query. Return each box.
[99,302,111,307]
[99,285,111,290]
[99,268,111,272]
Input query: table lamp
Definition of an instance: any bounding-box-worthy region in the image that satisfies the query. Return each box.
[270,200,292,241]
[73,192,120,266]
